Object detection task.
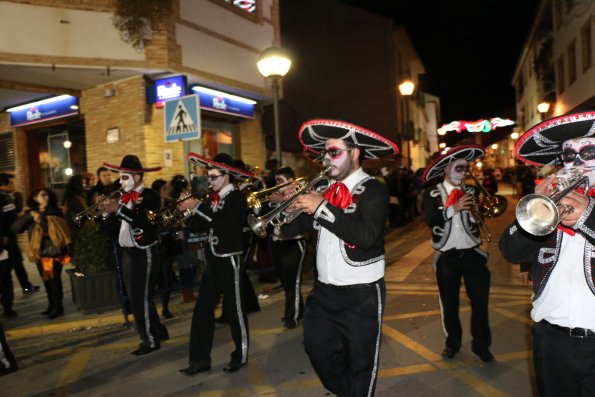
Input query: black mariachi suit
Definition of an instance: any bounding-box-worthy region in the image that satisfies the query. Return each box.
[0,224,17,375]
[499,198,595,396]
[423,182,491,353]
[283,175,388,397]
[105,186,165,350]
[185,187,249,368]
[0,191,16,313]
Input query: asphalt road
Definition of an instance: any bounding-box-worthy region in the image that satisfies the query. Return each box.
[2,186,538,396]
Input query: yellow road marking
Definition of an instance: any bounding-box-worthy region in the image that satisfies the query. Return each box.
[378,363,437,377]
[490,306,533,326]
[245,360,279,396]
[54,344,94,396]
[450,369,508,397]
[382,324,442,361]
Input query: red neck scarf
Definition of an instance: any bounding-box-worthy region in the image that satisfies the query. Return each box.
[323,182,353,209]
[121,191,140,204]
[445,188,463,208]
[211,193,220,207]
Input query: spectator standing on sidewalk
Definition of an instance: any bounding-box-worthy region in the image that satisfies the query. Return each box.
[0,224,17,375]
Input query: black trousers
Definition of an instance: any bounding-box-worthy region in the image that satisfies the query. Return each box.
[533,320,595,397]
[0,255,14,311]
[435,248,491,351]
[0,321,17,375]
[188,252,249,368]
[272,239,306,324]
[8,240,32,291]
[303,279,385,397]
[121,246,162,349]
[35,259,63,312]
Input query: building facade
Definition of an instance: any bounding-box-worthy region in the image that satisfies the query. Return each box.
[0,0,279,196]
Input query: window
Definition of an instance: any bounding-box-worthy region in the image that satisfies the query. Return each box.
[211,0,261,22]
[557,55,565,94]
[581,19,592,72]
[0,132,15,170]
[568,39,577,84]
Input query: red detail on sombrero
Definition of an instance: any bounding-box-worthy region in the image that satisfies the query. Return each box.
[421,144,485,183]
[186,152,255,179]
[515,111,595,166]
[298,119,399,159]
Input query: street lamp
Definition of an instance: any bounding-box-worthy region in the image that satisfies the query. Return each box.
[257,46,292,166]
[398,79,415,168]
[537,101,550,120]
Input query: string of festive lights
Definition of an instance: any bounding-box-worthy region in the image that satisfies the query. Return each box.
[437,117,515,135]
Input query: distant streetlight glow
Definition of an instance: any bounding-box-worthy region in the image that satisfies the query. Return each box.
[491,143,498,150]
[439,142,446,148]
[537,102,550,114]
[398,80,415,96]
[511,132,519,139]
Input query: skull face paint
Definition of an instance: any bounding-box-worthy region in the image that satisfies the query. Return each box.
[119,172,135,192]
[562,137,595,185]
[445,158,467,185]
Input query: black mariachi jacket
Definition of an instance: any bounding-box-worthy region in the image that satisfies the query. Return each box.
[186,187,246,257]
[105,187,160,248]
[422,182,481,250]
[0,191,18,240]
[499,197,595,300]
[282,176,388,266]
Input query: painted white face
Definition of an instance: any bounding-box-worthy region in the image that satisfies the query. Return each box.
[446,158,467,185]
[562,137,595,185]
[207,170,227,193]
[322,139,355,181]
[119,172,135,192]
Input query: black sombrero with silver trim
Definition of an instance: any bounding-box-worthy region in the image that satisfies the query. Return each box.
[298,119,399,160]
[515,111,595,166]
[103,155,162,173]
[421,145,485,183]
[187,152,255,179]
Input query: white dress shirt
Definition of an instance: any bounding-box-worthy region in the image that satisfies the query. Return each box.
[532,232,595,330]
[118,184,144,248]
[316,168,385,286]
[439,180,478,251]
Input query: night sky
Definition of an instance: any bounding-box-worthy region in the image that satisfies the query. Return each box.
[341,0,542,124]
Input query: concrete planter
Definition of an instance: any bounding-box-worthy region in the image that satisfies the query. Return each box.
[67,269,120,314]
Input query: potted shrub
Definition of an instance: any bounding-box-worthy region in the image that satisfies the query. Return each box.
[68,222,120,314]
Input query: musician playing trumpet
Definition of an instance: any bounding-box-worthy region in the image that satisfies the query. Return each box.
[281,119,398,397]
[177,152,252,375]
[99,155,168,356]
[421,145,494,363]
[499,112,595,396]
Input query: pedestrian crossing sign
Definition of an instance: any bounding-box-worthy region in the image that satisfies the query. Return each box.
[164,94,201,142]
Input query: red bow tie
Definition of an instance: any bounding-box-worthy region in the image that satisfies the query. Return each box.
[211,193,220,207]
[445,188,464,208]
[323,182,352,209]
[121,191,140,204]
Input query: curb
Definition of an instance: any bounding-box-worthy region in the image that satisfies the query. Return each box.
[6,313,125,340]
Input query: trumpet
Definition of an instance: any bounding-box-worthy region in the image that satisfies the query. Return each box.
[246,177,306,210]
[147,193,205,230]
[516,169,589,236]
[247,166,332,238]
[72,188,123,227]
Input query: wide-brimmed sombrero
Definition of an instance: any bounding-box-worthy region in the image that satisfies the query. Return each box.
[103,155,162,173]
[421,145,485,183]
[516,111,595,166]
[298,119,399,160]
[187,152,255,179]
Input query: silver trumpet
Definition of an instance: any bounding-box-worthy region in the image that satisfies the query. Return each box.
[72,188,123,226]
[247,166,332,238]
[516,169,589,236]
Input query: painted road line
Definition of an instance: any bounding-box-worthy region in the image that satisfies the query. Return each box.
[382,323,442,361]
[450,369,508,397]
[245,360,279,396]
[490,305,533,326]
[54,344,95,397]
[385,239,433,282]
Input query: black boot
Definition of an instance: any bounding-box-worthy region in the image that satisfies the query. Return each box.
[47,307,64,319]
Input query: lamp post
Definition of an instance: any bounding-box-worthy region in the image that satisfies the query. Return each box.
[537,101,550,121]
[398,80,415,168]
[257,46,292,166]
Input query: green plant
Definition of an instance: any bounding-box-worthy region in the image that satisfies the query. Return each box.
[73,222,115,274]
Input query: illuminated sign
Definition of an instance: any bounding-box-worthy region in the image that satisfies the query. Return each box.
[437,117,515,135]
[146,75,187,106]
[190,86,256,119]
[7,95,79,127]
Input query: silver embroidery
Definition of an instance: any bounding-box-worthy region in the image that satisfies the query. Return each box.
[314,202,335,223]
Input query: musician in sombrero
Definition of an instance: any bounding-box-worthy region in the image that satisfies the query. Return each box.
[499,112,595,396]
[177,152,252,375]
[282,119,398,396]
[99,155,167,356]
[421,145,494,363]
